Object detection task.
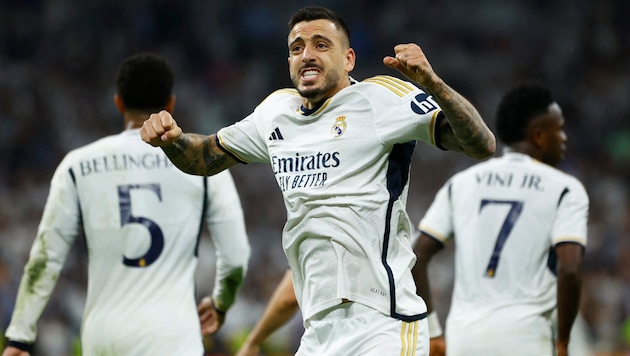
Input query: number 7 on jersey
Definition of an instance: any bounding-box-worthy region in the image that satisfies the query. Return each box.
[479,199,524,277]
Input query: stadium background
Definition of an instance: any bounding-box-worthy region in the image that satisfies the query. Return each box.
[0,0,628,355]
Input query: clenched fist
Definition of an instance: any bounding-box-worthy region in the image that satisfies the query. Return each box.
[140,110,183,147]
[383,43,438,88]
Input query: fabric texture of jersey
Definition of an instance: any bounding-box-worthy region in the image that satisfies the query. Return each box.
[418,151,589,355]
[5,129,250,355]
[217,75,441,321]
[296,302,429,355]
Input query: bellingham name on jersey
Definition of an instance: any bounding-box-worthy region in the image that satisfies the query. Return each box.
[272,151,340,191]
[78,152,173,176]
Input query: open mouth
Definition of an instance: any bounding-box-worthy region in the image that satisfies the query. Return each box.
[301,69,319,81]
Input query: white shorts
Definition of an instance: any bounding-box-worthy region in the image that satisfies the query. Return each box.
[296,302,429,356]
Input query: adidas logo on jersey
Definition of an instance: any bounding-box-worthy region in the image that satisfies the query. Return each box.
[268,127,284,141]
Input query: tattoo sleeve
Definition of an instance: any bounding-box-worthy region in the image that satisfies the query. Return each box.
[428,80,496,159]
[161,133,236,176]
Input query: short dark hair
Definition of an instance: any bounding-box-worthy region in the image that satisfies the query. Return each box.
[288,6,351,46]
[495,83,555,144]
[115,52,174,113]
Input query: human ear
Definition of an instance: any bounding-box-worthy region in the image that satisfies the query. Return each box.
[114,94,125,114]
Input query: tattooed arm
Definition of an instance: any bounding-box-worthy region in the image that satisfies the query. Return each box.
[140,110,237,176]
[383,43,496,159]
[162,133,237,176]
[429,80,495,159]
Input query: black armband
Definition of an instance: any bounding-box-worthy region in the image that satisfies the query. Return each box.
[8,340,34,353]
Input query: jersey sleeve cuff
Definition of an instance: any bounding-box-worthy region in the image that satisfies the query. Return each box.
[215,133,248,164]
[7,340,34,353]
[418,226,448,246]
[211,297,227,315]
[433,111,447,151]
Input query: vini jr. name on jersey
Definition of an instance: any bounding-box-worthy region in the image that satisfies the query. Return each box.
[476,171,544,191]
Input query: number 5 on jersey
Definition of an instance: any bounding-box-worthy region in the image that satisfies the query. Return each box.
[118,184,165,268]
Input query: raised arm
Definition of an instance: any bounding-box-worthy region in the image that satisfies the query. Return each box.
[383,43,496,159]
[140,110,238,176]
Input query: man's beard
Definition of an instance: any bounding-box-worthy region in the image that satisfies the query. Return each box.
[292,70,340,100]
[297,86,326,99]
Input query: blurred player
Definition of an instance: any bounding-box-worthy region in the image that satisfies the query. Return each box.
[236,269,299,356]
[2,52,250,355]
[141,6,495,355]
[413,83,588,356]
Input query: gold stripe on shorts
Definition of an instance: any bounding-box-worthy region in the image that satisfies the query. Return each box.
[400,320,418,356]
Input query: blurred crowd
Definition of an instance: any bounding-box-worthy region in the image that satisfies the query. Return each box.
[0,0,629,354]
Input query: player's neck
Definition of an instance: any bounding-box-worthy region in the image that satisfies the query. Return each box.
[123,113,150,130]
[506,143,543,163]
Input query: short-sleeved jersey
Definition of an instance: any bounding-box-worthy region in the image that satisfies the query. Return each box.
[5,129,250,355]
[217,75,442,321]
[419,152,589,353]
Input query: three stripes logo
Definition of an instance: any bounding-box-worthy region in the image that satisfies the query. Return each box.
[268,127,284,141]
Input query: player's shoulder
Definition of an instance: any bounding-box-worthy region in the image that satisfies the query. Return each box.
[551,166,588,195]
[531,159,585,186]
[535,163,590,203]
[61,133,119,161]
[259,88,301,106]
[61,131,154,166]
[356,75,420,97]
[452,156,498,177]
[484,154,587,194]
[445,157,510,190]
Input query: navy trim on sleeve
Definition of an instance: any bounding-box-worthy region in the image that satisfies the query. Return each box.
[8,340,34,353]
[214,135,247,164]
[434,111,447,151]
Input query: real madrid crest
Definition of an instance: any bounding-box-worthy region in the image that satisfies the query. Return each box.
[331,116,347,137]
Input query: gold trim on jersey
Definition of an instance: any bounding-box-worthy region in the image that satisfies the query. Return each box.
[400,319,419,356]
[260,88,300,106]
[275,88,300,96]
[418,224,449,244]
[216,132,251,163]
[430,110,443,147]
[363,75,416,97]
[551,236,587,246]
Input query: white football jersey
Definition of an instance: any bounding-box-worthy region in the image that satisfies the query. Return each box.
[5,129,250,355]
[218,76,442,321]
[419,151,589,355]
